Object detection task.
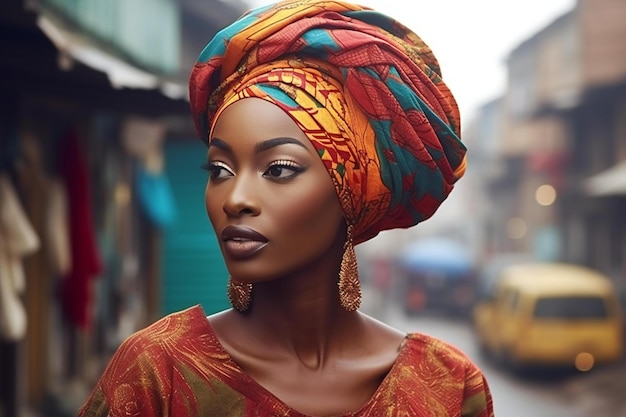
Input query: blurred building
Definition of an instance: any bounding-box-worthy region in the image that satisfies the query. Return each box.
[470,0,626,305]
[0,0,247,416]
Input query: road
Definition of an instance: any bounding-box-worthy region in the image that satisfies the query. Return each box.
[362,286,626,417]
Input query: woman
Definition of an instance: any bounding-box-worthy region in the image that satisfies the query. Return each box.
[79,0,494,416]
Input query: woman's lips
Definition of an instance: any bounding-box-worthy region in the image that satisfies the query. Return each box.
[221,226,268,259]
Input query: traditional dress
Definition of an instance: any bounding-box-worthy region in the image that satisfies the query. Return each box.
[79,305,493,417]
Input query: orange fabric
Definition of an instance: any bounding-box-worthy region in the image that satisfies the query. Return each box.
[79,306,494,416]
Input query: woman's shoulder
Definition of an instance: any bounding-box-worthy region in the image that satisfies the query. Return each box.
[95,305,223,389]
[401,331,481,373]
[112,305,215,365]
[391,332,493,416]
[79,306,227,416]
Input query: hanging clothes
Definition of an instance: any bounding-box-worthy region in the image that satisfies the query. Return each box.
[46,180,72,277]
[58,130,103,329]
[15,132,73,405]
[0,174,40,341]
[135,161,177,229]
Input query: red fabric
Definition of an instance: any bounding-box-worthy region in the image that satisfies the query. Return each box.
[58,130,102,329]
[79,305,494,416]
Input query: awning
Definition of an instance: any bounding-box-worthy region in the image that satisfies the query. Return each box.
[35,14,187,100]
[583,161,626,197]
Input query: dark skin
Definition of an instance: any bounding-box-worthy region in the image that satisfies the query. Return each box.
[205,98,406,416]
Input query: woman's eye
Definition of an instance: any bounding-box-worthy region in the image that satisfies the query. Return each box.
[201,161,233,180]
[264,160,305,181]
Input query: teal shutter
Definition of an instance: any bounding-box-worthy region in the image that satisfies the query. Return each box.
[162,140,229,315]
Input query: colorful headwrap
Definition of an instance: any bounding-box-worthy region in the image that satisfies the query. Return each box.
[189,0,466,244]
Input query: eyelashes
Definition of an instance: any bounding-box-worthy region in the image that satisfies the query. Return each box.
[201,159,306,182]
[264,160,306,181]
[201,161,233,180]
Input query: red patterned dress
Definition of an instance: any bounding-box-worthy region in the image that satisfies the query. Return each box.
[79,305,494,416]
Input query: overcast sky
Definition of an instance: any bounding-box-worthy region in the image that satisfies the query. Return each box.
[245,0,576,122]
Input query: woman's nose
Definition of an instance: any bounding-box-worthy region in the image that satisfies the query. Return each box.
[222,172,261,217]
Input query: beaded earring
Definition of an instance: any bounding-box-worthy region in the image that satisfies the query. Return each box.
[227,276,252,312]
[338,224,361,311]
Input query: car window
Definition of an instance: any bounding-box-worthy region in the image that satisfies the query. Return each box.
[533,296,608,319]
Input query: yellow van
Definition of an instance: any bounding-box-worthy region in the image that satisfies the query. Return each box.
[473,262,624,371]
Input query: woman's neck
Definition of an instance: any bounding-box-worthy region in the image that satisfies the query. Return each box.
[241,275,365,370]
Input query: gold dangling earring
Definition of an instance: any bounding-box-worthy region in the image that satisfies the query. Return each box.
[227,276,252,312]
[338,224,361,311]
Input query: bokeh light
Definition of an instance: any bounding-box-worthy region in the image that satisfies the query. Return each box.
[535,184,557,206]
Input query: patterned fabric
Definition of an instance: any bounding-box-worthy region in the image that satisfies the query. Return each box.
[79,305,494,416]
[189,0,467,244]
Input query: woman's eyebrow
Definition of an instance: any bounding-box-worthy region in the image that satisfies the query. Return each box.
[208,138,231,152]
[255,137,309,153]
[209,136,309,153]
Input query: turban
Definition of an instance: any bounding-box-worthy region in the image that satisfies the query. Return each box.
[189,0,466,244]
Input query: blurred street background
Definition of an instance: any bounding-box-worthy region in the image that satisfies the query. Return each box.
[1,0,625,416]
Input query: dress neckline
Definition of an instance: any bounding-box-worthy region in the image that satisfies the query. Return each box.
[191,305,410,417]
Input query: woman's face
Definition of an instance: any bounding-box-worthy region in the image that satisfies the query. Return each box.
[206,97,345,283]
